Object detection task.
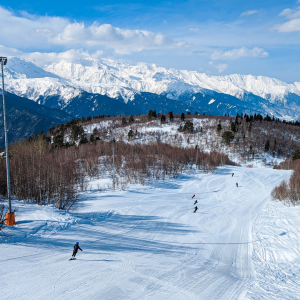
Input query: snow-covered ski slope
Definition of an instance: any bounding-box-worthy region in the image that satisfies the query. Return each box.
[1,165,299,300]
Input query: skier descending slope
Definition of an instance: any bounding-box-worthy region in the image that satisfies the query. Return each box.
[236,183,238,187]
[194,200,198,205]
[70,242,83,260]
[192,194,195,199]
[193,206,198,213]
[232,173,234,177]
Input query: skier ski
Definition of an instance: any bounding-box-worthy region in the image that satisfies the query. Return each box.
[192,194,196,199]
[194,200,198,205]
[232,173,234,177]
[236,183,238,187]
[193,206,198,213]
[71,242,83,260]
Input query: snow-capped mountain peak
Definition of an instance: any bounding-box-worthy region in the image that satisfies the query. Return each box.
[3,49,300,119]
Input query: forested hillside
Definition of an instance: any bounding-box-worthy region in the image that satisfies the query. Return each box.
[1,110,299,211]
[0,92,73,147]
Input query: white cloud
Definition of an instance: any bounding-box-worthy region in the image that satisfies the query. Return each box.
[0,45,23,57]
[211,47,269,60]
[0,7,69,48]
[279,8,294,17]
[272,7,300,32]
[272,18,300,32]
[278,8,300,19]
[20,49,104,67]
[215,63,228,72]
[0,7,183,54]
[209,61,228,73]
[0,45,105,68]
[241,10,258,16]
[51,23,183,54]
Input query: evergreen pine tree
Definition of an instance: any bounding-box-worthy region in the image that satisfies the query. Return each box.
[230,122,236,133]
[128,129,134,139]
[222,131,234,144]
[183,120,194,132]
[122,117,127,125]
[264,139,270,152]
[90,134,96,145]
[93,128,99,136]
[181,112,185,121]
[292,149,300,160]
[148,110,154,119]
[79,136,88,145]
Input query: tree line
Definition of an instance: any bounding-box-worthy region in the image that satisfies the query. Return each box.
[218,113,300,160]
[0,138,85,211]
[0,131,234,209]
[271,150,300,206]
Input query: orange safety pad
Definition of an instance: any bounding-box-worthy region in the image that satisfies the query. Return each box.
[6,212,15,226]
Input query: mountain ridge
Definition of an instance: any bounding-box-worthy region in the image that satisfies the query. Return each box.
[2,52,300,120]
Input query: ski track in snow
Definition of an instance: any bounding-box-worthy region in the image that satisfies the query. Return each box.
[0,166,298,299]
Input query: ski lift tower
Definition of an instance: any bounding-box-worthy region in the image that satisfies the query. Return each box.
[0,57,14,225]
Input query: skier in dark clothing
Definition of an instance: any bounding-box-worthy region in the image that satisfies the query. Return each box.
[194,200,198,205]
[236,183,238,187]
[192,194,195,199]
[232,173,234,177]
[72,242,83,258]
[193,206,198,213]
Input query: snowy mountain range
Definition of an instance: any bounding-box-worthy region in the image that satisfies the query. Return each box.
[3,50,300,120]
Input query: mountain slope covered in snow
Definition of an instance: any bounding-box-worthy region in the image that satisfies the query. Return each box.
[3,51,300,120]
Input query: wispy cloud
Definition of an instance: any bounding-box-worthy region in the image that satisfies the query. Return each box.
[211,47,269,60]
[272,7,300,32]
[241,10,258,16]
[209,61,228,72]
[188,27,200,32]
[278,8,300,19]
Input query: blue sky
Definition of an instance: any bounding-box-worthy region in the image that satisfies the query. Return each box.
[1,0,300,82]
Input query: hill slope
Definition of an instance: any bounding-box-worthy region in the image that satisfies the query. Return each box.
[0,92,73,146]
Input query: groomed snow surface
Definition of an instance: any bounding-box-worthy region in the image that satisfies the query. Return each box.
[1,165,300,300]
